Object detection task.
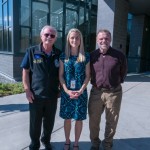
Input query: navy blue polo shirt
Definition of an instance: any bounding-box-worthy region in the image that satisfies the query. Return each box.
[21,43,61,100]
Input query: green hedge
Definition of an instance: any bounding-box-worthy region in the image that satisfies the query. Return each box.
[0,82,24,97]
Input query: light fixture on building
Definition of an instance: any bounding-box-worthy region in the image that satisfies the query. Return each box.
[145,27,149,32]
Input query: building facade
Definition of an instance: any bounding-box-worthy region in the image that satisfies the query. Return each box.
[0,0,150,82]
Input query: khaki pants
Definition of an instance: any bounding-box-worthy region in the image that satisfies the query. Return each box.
[88,85,122,148]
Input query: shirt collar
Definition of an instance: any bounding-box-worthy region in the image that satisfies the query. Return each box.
[99,46,111,55]
[39,43,56,57]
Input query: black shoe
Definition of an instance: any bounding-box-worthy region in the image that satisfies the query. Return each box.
[42,143,52,150]
[45,144,52,150]
[41,140,52,150]
[29,142,40,150]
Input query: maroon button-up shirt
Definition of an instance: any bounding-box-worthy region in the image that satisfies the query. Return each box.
[90,47,127,89]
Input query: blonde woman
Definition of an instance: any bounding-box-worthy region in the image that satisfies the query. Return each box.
[59,28,90,150]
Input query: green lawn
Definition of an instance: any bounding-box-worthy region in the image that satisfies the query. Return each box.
[0,82,24,97]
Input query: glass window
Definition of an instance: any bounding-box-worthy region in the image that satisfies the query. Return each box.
[18,0,97,53]
[0,0,2,25]
[2,0,7,2]
[65,1,80,33]
[79,7,84,25]
[66,9,78,33]
[8,27,12,52]
[55,31,62,50]
[0,29,2,51]
[20,0,50,52]
[92,0,98,5]
[21,0,30,26]
[1,1,12,52]
[32,2,49,30]
[0,0,2,51]
[37,0,48,2]
[0,29,3,51]
[3,2,8,52]
[32,2,49,45]
[32,2,48,45]
[127,14,133,33]
[50,0,63,31]
[8,0,12,26]
[66,0,79,6]
[3,2,8,27]
[20,27,30,53]
[3,28,7,51]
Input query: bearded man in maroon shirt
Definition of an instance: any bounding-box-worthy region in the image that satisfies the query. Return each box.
[88,29,127,150]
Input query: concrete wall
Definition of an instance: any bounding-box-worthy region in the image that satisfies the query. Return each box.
[0,54,14,78]
[13,56,23,81]
[0,54,23,82]
[113,0,129,53]
[97,0,115,43]
[97,0,129,53]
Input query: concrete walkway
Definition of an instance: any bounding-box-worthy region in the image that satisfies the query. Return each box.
[0,73,150,150]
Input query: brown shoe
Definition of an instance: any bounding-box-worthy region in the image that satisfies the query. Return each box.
[102,141,112,150]
[90,145,99,150]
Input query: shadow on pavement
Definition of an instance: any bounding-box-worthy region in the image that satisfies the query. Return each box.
[113,137,150,150]
[0,104,29,113]
[49,141,91,150]
[125,73,150,82]
[50,137,150,150]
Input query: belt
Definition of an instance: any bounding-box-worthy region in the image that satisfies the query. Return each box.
[93,85,116,91]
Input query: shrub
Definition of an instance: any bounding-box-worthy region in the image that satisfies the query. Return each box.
[0,82,24,97]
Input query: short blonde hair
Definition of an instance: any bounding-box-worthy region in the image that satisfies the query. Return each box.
[65,28,85,62]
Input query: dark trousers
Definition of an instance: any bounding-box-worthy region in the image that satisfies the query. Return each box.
[29,98,57,149]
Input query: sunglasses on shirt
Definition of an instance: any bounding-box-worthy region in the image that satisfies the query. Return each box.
[44,33,56,38]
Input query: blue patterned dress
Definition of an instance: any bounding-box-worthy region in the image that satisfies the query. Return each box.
[59,52,90,120]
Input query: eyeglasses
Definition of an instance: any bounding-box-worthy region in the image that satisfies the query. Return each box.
[43,33,56,38]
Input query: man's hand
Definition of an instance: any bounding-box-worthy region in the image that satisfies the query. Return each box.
[25,89,34,103]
